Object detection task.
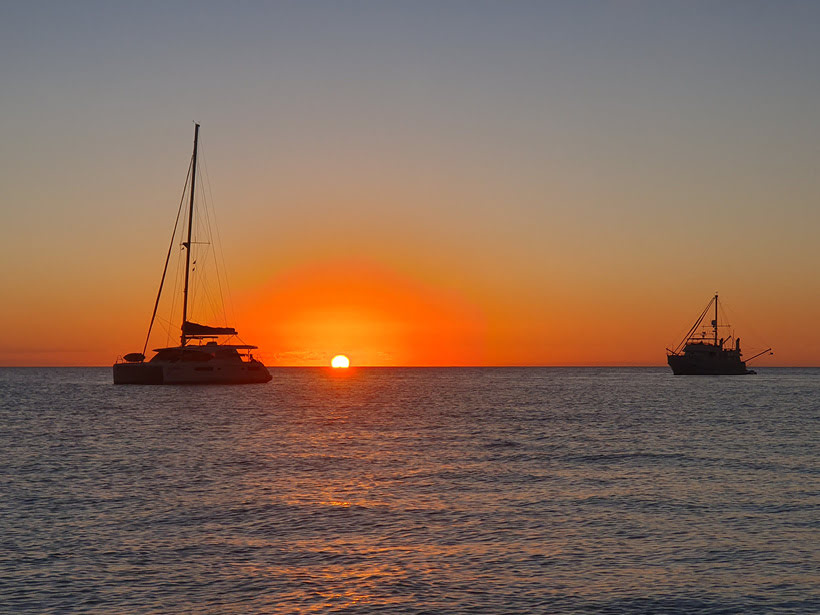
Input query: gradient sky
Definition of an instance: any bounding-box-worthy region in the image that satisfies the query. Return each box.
[2,1,818,366]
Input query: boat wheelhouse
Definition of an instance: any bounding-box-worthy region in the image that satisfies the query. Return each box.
[666,294,771,376]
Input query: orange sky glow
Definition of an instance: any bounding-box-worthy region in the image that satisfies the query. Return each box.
[1,4,818,367]
[238,261,487,367]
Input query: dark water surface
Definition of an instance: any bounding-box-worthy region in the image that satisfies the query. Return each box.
[1,367,817,613]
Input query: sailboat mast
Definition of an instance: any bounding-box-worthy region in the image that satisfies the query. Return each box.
[714,293,719,346]
[181,123,200,346]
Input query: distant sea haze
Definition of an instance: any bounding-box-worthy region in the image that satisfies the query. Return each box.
[1,367,817,613]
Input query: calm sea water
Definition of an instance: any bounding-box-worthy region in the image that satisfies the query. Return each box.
[0,367,817,614]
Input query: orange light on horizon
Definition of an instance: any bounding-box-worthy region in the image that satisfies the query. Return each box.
[236,259,487,366]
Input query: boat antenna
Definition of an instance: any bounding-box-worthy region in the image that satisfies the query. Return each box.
[181,122,200,346]
[714,292,719,346]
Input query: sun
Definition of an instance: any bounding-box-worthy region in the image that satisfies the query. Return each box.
[331,354,350,368]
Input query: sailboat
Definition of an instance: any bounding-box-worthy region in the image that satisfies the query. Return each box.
[113,124,272,384]
[666,294,771,375]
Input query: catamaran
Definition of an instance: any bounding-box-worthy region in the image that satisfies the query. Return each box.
[666,293,771,375]
[113,124,272,384]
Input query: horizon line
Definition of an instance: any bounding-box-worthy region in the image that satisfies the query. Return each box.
[0,364,809,369]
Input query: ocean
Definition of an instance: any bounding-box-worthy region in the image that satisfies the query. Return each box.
[1,367,817,614]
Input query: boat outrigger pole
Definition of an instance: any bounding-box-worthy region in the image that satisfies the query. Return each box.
[745,348,774,363]
[713,293,719,346]
[181,122,200,347]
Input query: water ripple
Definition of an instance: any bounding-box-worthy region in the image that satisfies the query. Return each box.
[0,367,818,613]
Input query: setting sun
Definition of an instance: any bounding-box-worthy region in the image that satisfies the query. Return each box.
[331,355,350,368]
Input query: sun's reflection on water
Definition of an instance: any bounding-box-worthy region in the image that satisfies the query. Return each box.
[9,367,812,613]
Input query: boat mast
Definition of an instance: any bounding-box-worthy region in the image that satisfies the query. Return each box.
[713,293,719,346]
[181,123,200,346]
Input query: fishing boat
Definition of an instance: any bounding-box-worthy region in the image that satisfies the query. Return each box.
[666,294,771,375]
[113,124,272,384]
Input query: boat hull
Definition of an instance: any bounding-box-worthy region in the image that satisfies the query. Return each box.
[667,354,751,375]
[113,360,272,384]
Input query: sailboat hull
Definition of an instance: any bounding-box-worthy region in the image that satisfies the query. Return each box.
[113,363,165,384]
[113,360,272,384]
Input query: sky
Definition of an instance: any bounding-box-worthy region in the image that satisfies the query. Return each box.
[1,1,818,366]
